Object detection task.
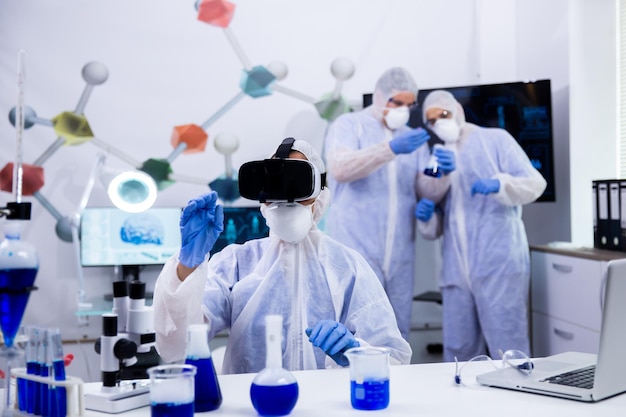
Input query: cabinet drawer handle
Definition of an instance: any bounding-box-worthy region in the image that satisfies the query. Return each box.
[551,263,573,273]
[553,328,575,340]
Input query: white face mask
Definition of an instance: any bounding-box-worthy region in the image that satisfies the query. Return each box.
[261,202,313,243]
[432,118,461,142]
[384,106,411,130]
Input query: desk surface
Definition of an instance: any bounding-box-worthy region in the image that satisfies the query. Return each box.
[81,361,626,416]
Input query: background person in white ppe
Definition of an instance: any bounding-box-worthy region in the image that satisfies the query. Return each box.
[414,89,547,362]
[152,138,411,374]
[323,67,435,340]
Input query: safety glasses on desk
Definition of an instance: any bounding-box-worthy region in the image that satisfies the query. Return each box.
[454,349,534,387]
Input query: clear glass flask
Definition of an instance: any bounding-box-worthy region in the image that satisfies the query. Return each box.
[424,144,444,178]
[185,324,222,412]
[249,315,298,416]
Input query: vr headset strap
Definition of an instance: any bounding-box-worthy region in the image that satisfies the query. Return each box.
[275,137,295,159]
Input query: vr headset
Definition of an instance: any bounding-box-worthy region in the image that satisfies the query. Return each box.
[238,138,326,203]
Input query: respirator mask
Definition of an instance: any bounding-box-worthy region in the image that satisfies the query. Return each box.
[384,106,411,130]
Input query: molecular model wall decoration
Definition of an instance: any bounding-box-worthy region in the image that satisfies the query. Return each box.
[1,0,356,242]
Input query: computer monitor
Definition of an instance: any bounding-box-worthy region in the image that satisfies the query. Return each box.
[210,206,269,255]
[80,207,183,267]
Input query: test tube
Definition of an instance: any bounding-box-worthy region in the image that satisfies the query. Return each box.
[49,328,66,417]
[26,326,40,415]
[38,328,50,417]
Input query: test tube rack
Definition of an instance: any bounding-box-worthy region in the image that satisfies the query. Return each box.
[10,368,85,417]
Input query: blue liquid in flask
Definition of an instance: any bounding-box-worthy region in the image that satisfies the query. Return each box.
[150,401,194,417]
[184,357,222,412]
[250,382,299,416]
[350,379,390,410]
[0,268,37,347]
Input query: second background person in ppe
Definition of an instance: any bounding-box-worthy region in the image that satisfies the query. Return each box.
[415,90,547,362]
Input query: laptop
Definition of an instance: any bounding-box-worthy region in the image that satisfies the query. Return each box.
[476,258,626,402]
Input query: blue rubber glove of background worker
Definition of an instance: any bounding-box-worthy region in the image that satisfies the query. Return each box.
[433,147,456,175]
[471,178,500,196]
[306,320,360,366]
[179,191,224,268]
[415,198,435,222]
[389,127,430,154]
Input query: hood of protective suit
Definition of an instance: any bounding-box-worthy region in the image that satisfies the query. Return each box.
[421,89,466,128]
[369,67,417,121]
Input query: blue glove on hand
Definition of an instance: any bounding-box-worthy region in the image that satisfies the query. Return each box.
[390,127,430,154]
[471,178,500,196]
[433,147,456,175]
[179,191,225,268]
[415,198,435,222]
[305,320,360,366]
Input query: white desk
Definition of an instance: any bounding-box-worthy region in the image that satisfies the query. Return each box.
[79,361,626,416]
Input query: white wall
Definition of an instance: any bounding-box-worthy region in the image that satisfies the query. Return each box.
[0,0,617,370]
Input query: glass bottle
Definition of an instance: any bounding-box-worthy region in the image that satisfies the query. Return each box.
[250,315,298,416]
[424,144,444,178]
[184,324,222,412]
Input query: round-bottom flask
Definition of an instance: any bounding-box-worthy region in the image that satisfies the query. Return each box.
[249,315,298,416]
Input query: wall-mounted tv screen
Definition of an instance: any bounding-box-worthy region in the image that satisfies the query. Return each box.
[363,79,555,202]
[80,207,183,267]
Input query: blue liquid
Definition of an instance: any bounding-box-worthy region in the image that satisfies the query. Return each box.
[17,377,27,411]
[40,364,50,417]
[423,167,442,178]
[150,401,194,417]
[27,361,39,414]
[250,383,298,416]
[0,268,37,347]
[53,360,67,417]
[350,379,389,411]
[185,357,222,411]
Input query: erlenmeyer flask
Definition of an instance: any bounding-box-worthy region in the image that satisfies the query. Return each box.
[185,324,222,412]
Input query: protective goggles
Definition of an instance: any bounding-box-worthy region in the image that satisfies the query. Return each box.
[238,138,325,203]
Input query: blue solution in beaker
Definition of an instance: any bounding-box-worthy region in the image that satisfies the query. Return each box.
[0,268,37,347]
[150,401,194,417]
[350,379,390,410]
[250,382,299,416]
[184,357,222,412]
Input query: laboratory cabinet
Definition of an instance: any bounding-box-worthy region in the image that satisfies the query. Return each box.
[529,245,626,357]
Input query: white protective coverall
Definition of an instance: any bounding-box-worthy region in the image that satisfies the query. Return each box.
[153,142,411,374]
[323,68,430,339]
[417,90,547,362]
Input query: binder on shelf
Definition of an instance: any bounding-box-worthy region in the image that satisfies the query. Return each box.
[593,179,626,252]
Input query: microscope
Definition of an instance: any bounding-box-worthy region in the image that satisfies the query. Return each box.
[84,279,161,413]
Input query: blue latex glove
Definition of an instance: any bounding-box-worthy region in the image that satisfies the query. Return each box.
[305,320,360,366]
[433,147,456,175]
[415,198,435,222]
[179,191,225,268]
[471,178,500,196]
[389,127,430,154]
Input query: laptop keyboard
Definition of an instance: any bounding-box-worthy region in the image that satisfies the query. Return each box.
[542,365,595,389]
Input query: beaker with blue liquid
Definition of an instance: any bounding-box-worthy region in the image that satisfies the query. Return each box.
[345,346,391,411]
[147,364,196,417]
